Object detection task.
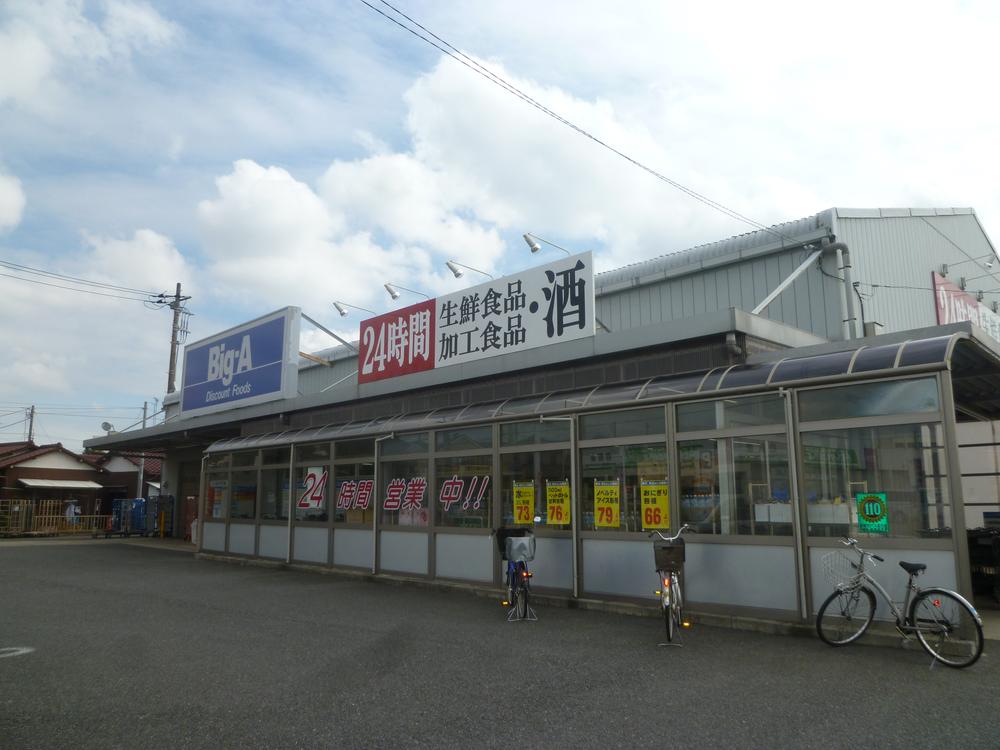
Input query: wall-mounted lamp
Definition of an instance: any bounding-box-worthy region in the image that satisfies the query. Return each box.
[523,232,571,256]
[384,283,431,301]
[333,301,376,317]
[446,260,494,280]
[941,255,995,276]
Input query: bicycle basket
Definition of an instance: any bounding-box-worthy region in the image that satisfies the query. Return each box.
[653,539,685,571]
[505,535,536,563]
[821,551,862,591]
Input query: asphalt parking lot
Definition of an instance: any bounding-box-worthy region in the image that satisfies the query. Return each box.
[1,538,998,750]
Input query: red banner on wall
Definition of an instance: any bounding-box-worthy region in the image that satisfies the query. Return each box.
[357,300,436,384]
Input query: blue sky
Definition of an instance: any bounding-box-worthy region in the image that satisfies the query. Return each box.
[2,0,999,450]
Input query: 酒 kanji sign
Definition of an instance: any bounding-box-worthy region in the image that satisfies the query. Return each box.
[358,253,594,384]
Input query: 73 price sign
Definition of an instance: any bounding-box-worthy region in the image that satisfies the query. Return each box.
[513,482,535,525]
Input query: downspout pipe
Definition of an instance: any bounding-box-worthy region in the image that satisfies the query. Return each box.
[823,241,858,339]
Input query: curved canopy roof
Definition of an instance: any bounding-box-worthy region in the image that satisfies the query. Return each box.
[206,333,971,454]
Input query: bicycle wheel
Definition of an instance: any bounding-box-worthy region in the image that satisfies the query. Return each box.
[909,588,984,668]
[671,575,684,632]
[516,584,529,620]
[662,574,676,642]
[816,586,876,646]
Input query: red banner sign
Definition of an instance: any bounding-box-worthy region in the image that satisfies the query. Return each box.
[358,301,436,384]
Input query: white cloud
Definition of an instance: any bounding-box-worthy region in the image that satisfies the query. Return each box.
[0,0,178,106]
[0,229,193,406]
[0,170,26,231]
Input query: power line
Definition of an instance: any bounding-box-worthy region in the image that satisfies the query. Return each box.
[0,416,28,431]
[0,270,167,303]
[359,0,792,243]
[0,258,162,296]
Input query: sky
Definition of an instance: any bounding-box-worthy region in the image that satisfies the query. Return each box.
[1,0,999,452]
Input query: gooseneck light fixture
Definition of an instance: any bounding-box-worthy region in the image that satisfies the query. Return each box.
[446,260,494,279]
[941,254,996,276]
[523,232,571,257]
[384,283,431,301]
[333,301,376,317]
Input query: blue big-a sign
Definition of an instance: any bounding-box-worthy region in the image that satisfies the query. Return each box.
[181,307,300,416]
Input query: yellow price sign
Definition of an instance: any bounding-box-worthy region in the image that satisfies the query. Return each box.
[641,479,670,530]
[512,481,535,525]
[546,480,571,526]
[593,479,620,528]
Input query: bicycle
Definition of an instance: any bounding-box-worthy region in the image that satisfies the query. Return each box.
[494,526,537,622]
[816,537,984,669]
[650,524,691,644]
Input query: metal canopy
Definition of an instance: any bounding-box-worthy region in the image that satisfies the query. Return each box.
[206,333,990,454]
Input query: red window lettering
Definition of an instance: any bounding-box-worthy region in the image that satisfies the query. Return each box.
[462,475,490,511]
[337,480,357,510]
[402,477,427,510]
[355,480,374,510]
[384,478,406,511]
[439,475,465,512]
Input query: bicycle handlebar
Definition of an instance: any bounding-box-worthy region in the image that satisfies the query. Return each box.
[648,524,691,543]
[840,537,884,563]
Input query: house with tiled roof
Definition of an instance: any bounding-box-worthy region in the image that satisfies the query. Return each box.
[0,441,107,513]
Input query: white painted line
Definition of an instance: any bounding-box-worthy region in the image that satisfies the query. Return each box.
[0,646,35,659]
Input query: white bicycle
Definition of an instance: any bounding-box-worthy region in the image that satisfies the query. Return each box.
[816,537,984,669]
[650,524,691,644]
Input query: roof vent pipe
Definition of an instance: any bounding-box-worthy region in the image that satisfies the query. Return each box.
[726,332,744,360]
[822,241,858,340]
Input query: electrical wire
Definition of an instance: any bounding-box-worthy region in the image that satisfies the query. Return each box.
[0,271,168,303]
[360,0,796,243]
[0,258,162,296]
[0,416,28,431]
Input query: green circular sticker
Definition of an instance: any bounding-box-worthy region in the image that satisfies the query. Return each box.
[858,495,887,523]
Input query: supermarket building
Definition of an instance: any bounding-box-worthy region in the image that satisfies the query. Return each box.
[85,207,1000,621]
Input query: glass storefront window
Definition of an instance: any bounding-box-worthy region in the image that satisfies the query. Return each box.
[297,443,330,462]
[206,454,229,470]
[580,443,667,532]
[230,471,257,520]
[205,473,229,520]
[333,462,375,524]
[676,394,785,432]
[232,452,257,467]
[800,423,950,539]
[677,435,791,536]
[336,439,375,460]
[294,465,329,522]
[580,408,665,440]
[798,378,939,423]
[260,468,290,521]
[500,450,572,527]
[262,447,290,465]
[434,455,493,528]
[380,458,430,527]
[500,420,570,446]
[381,433,429,456]
[435,426,493,452]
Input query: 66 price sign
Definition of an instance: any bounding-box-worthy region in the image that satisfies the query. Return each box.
[640,479,670,530]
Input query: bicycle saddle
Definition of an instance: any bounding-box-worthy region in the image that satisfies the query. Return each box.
[899,561,926,575]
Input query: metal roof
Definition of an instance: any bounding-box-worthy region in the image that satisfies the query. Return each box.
[205,333,972,454]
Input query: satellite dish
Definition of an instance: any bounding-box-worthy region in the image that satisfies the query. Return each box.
[101,422,115,433]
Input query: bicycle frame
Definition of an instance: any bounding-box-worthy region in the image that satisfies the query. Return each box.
[842,544,977,637]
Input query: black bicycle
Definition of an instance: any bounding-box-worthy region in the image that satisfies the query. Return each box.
[494,526,537,622]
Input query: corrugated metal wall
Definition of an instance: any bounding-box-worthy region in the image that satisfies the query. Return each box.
[838,209,997,335]
[595,246,845,340]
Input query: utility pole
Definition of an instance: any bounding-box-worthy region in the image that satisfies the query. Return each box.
[136,402,147,498]
[27,405,35,443]
[164,283,191,394]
